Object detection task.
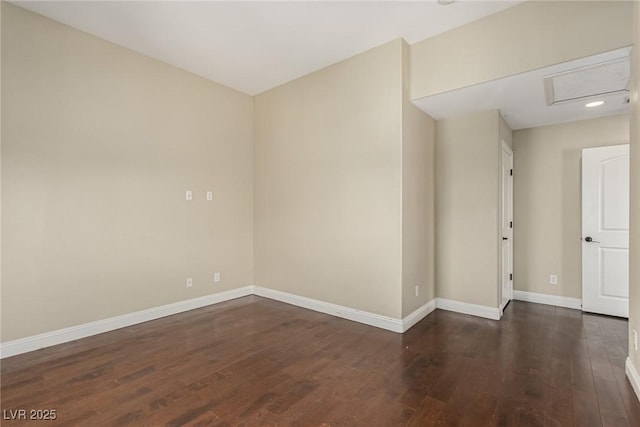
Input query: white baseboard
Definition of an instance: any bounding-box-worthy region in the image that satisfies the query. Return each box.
[436,298,501,320]
[253,286,417,333]
[0,286,253,359]
[253,287,440,333]
[402,299,437,332]
[513,290,582,310]
[626,357,640,403]
[1,285,500,359]
[1,284,438,359]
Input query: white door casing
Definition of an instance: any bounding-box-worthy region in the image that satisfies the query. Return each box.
[582,144,630,318]
[500,142,514,311]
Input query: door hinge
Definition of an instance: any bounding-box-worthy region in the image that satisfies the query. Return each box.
[510,169,513,176]
[509,273,513,281]
[510,221,513,228]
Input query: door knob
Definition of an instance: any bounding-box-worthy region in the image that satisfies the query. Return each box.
[502,237,508,240]
[585,236,600,243]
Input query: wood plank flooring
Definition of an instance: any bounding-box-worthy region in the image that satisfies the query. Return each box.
[2,297,639,426]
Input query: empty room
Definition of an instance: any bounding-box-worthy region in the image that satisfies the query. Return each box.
[2,0,640,426]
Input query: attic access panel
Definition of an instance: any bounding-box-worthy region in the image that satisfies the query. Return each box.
[544,58,630,106]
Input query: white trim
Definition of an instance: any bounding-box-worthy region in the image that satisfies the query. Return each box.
[499,140,514,315]
[0,286,253,359]
[513,290,582,310]
[1,286,502,359]
[402,299,437,332]
[436,298,501,320]
[254,286,436,333]
[626,357,640,402]
[253,286,407,333]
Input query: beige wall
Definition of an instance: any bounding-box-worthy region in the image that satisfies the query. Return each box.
[410,1,634,100]
[1,3,254,341]
[401,41,436,317]
[254,40,405,319]
[5,0,634,345]
[512,115,629,299]
[629,1,640,375]
[435,110,501,308]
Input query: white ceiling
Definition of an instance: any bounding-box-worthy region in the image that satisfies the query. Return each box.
[15,0,521,95]
[413,47,631,130]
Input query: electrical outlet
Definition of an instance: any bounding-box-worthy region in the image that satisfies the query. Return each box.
[415,285,419,297]
[186,190,193,201]
[207,191,213,201]
[186,277,193,288]
[214,272,220,283]
[634,329,638,352]
[550,274,558,285]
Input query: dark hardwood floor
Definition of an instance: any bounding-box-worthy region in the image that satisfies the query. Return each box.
[1,297,639,426]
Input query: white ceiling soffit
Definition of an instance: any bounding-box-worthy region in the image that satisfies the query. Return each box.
[14,0,522,95]
[412,47,632,130]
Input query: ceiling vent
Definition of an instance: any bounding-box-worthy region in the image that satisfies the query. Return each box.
[544,58,629,106]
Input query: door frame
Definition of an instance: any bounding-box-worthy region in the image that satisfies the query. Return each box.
[499,141,514,315]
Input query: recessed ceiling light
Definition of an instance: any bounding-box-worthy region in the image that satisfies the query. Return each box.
[585,101,605,108]
[437,0,455,5]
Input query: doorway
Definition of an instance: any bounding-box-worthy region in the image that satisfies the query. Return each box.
[500,142,514,312]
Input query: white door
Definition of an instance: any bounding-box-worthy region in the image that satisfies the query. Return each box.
[582,144,629,318]
[500,143,514,311]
